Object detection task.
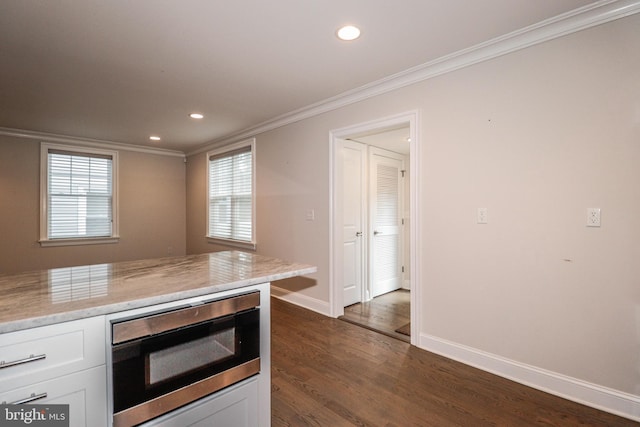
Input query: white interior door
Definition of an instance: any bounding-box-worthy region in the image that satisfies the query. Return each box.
[369,147,403,298]
[340,139,366,306]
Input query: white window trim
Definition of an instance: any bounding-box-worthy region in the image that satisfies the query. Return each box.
[206,138,256,251]
[39,142,120,247]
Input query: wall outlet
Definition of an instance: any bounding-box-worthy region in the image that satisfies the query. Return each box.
[477,208,488,224]
[587,208,601,227]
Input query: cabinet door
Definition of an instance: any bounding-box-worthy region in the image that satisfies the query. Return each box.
[0,316,105,392]
[145,378,259,427]
[0,366,107,427]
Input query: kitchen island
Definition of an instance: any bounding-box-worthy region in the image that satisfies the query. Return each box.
[0,251,316,427]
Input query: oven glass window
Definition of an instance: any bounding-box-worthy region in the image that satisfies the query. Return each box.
[148,327,235,385]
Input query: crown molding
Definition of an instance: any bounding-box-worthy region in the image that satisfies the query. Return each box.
[0,127,185,158]
[188,0,640,156]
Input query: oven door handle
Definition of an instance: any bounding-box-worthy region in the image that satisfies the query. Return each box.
[112,291,259,344]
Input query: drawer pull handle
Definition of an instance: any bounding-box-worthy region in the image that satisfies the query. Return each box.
[4,392,48,405]
[0,353,46,369]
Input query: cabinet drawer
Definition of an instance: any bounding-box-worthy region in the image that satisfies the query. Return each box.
[0,365,107,427]
[0,316,105,392]
[144,378,259,427]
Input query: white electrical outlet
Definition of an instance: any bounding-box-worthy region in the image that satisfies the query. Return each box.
[477,208,488,224]
[587,208,601,227]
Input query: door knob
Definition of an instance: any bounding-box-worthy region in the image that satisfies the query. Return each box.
[373,230,380,236]
[355,232,362,237]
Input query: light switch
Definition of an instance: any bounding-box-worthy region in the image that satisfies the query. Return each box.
[306,209,315,221]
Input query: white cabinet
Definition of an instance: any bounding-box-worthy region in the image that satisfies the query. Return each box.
[0,317,107,427]
[144,378,259,427]
[1,284,271,427]
[0,366,107,427]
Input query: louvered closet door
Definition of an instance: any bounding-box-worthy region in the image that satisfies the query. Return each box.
[369,147,404,297]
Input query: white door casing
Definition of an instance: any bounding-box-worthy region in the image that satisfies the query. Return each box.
[330,110,420,346]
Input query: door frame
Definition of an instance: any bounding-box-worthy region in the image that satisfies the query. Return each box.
[329,110,421,345]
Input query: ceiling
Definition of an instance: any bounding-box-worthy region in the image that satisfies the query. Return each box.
[0,0,598,153]
[350,126,411,155]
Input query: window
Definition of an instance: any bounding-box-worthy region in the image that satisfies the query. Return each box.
[207,139,255,249]
[40,143,119,246]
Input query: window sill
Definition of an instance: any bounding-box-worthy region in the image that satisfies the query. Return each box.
[206,237,256,251]
[39,237,120,248]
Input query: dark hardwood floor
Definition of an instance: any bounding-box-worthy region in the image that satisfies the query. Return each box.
[340,289,410,342]
[271,297,637,426]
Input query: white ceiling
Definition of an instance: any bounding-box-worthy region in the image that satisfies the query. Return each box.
[0,0,598,153]
[350,127,410,156]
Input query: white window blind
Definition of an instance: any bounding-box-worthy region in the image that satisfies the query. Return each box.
[208,145,253,243]
[47,149,113,239]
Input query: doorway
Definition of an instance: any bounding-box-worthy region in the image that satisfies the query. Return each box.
[330,111,420,346]
[342,288,411,342]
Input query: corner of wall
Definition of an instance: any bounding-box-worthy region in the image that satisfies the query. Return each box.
[270,283,332,317]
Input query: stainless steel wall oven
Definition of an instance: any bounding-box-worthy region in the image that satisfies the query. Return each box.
[109,291,261,427]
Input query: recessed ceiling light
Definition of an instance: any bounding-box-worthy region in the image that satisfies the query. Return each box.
[189,113,204,119]
[149,136,161,141]
[337,25,361,41]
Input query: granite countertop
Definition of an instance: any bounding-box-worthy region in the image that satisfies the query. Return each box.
[0,251,316,333]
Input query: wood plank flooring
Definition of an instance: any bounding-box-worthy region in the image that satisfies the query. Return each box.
[340,290,410,343]
[271,297,637,426]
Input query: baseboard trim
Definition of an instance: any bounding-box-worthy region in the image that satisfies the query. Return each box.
[270,285,331,317]
[419,333,640,422]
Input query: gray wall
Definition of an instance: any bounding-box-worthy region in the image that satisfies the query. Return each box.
[186,14,640,398]
[0,136,186,273]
